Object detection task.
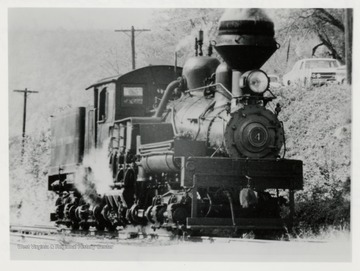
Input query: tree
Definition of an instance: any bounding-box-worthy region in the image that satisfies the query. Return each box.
[99,9,223,75]
[278,9,345,63]
[137,9,223,67]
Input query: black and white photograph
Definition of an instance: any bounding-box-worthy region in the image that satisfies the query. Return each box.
[1,0,359,269]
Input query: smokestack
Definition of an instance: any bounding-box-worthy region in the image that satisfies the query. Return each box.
[214,8,278,72]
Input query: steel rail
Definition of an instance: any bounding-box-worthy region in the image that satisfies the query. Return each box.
[10,224,327,244]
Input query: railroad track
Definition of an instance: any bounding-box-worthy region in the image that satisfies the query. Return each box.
[10,224,176,241]
[10,224,327,245]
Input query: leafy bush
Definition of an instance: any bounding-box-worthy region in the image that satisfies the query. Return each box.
[294,178,350,233]
[272,84,351,234]
[9,129,55,225]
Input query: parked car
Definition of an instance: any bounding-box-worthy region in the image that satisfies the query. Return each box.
[268,74,282,89]
[335,65,347,84]
[283,58,341,87]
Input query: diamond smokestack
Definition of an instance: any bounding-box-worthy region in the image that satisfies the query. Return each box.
[214,8,278,72]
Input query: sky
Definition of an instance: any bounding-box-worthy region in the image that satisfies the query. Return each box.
[9,8,155,31]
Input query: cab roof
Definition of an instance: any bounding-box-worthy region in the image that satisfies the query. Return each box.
[85,74,121,90]
[85,65,181,90]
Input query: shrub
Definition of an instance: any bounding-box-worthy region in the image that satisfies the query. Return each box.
[9,129,55,225]
[272,84,351,234]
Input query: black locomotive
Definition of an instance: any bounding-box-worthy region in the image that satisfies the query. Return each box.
[48,8,303,235]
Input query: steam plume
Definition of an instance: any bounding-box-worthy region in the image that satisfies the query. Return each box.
[74,139,113,205]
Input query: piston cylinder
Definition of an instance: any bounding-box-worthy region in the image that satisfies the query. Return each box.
[140,153,179,173]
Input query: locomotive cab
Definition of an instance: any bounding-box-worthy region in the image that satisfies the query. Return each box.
[87,65,182,121]
[85,65,182,147]
[48,66,181,200]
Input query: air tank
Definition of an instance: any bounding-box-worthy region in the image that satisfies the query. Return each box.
[214,8,278,72]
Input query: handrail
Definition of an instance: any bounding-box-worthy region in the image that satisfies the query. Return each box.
[185,83,233,99]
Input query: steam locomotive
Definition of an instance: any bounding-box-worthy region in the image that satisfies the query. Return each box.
[48,8,303,235]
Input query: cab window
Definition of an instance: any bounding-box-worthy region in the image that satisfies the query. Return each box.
[98,87,107,121]
[122,86,144,105]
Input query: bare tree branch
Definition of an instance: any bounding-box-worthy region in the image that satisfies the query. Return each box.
[312,42,324,56]
[298,10,316,19]
[317,32,341,60]
[315,8,345,32]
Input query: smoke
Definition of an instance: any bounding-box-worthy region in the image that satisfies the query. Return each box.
[175,23,211,53]
[175,34,194,52]
[74,139,113,205]
[220,8,272,22]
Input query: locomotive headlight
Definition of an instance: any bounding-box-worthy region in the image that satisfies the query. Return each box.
[240,70,269,94]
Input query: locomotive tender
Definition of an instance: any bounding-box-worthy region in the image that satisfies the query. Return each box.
[48,8,303,234]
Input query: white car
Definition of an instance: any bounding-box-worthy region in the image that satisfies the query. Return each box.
[283,58,341,87]
[268,74,282,89]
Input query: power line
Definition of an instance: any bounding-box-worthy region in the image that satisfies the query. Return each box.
[115,26,150,70]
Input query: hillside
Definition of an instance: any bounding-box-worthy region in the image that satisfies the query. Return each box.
[275,84,351,231]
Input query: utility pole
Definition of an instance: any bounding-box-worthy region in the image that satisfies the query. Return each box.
[115,26,150,70]
[13,88,39,157]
